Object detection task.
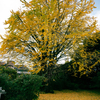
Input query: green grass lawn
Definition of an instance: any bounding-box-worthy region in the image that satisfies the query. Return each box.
[38,90,100,100]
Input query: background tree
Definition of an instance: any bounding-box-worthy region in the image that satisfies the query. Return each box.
[70,32,100,77]
[0,0,97,78]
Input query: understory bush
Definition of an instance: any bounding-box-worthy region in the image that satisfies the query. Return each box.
[0,73,11,90]
[0,66,17,95]
[41,61,100,92]
[0,66,44,100]
[49,73,80,90]
[0,66,17,80]
[89,72,100,89]
[6,74,44,100]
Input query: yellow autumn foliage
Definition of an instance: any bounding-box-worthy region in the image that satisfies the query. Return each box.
[70,32,100,77]
[0,0,98,76]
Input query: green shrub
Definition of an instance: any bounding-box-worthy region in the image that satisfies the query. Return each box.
[0,73,10,89]
[0,68,44,100]
[0,66,17,95]
[90,72,100,89]
[0,72,13,100]
[6,74,44,100]
[0,66,17,80]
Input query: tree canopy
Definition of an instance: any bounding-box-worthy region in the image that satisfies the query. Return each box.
[0,0,98,76]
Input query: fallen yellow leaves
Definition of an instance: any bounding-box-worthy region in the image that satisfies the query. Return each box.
[38,90,100,100]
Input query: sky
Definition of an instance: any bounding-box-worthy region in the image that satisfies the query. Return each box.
[91,0,100,25]
[0,0,100,64]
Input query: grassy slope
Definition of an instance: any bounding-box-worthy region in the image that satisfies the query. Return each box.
[38,90,100,100]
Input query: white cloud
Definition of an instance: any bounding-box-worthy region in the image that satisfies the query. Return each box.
[0,0,23,37]
[0,0,31,38]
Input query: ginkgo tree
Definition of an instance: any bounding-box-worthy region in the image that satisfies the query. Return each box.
[0,0,97,78]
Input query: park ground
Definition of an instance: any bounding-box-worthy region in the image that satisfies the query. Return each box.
[38,90,100,100]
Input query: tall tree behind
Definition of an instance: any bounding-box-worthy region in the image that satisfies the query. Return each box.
[0,0,97,77]
[70,32,100,77]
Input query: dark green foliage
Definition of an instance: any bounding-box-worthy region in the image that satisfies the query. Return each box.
[47,73,79,90]
[5,74,44,100]
[0,72,14,100]
[0,65,44,100]
[90,72,100,89]
[0,66,17,94]
[40,61,80,91]
[0,66,17,80]
[0,73,11,90]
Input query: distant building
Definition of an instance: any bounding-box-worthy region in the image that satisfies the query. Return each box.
[6,61,15,69]
[15,65,30,74]
[0,61,31,74]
